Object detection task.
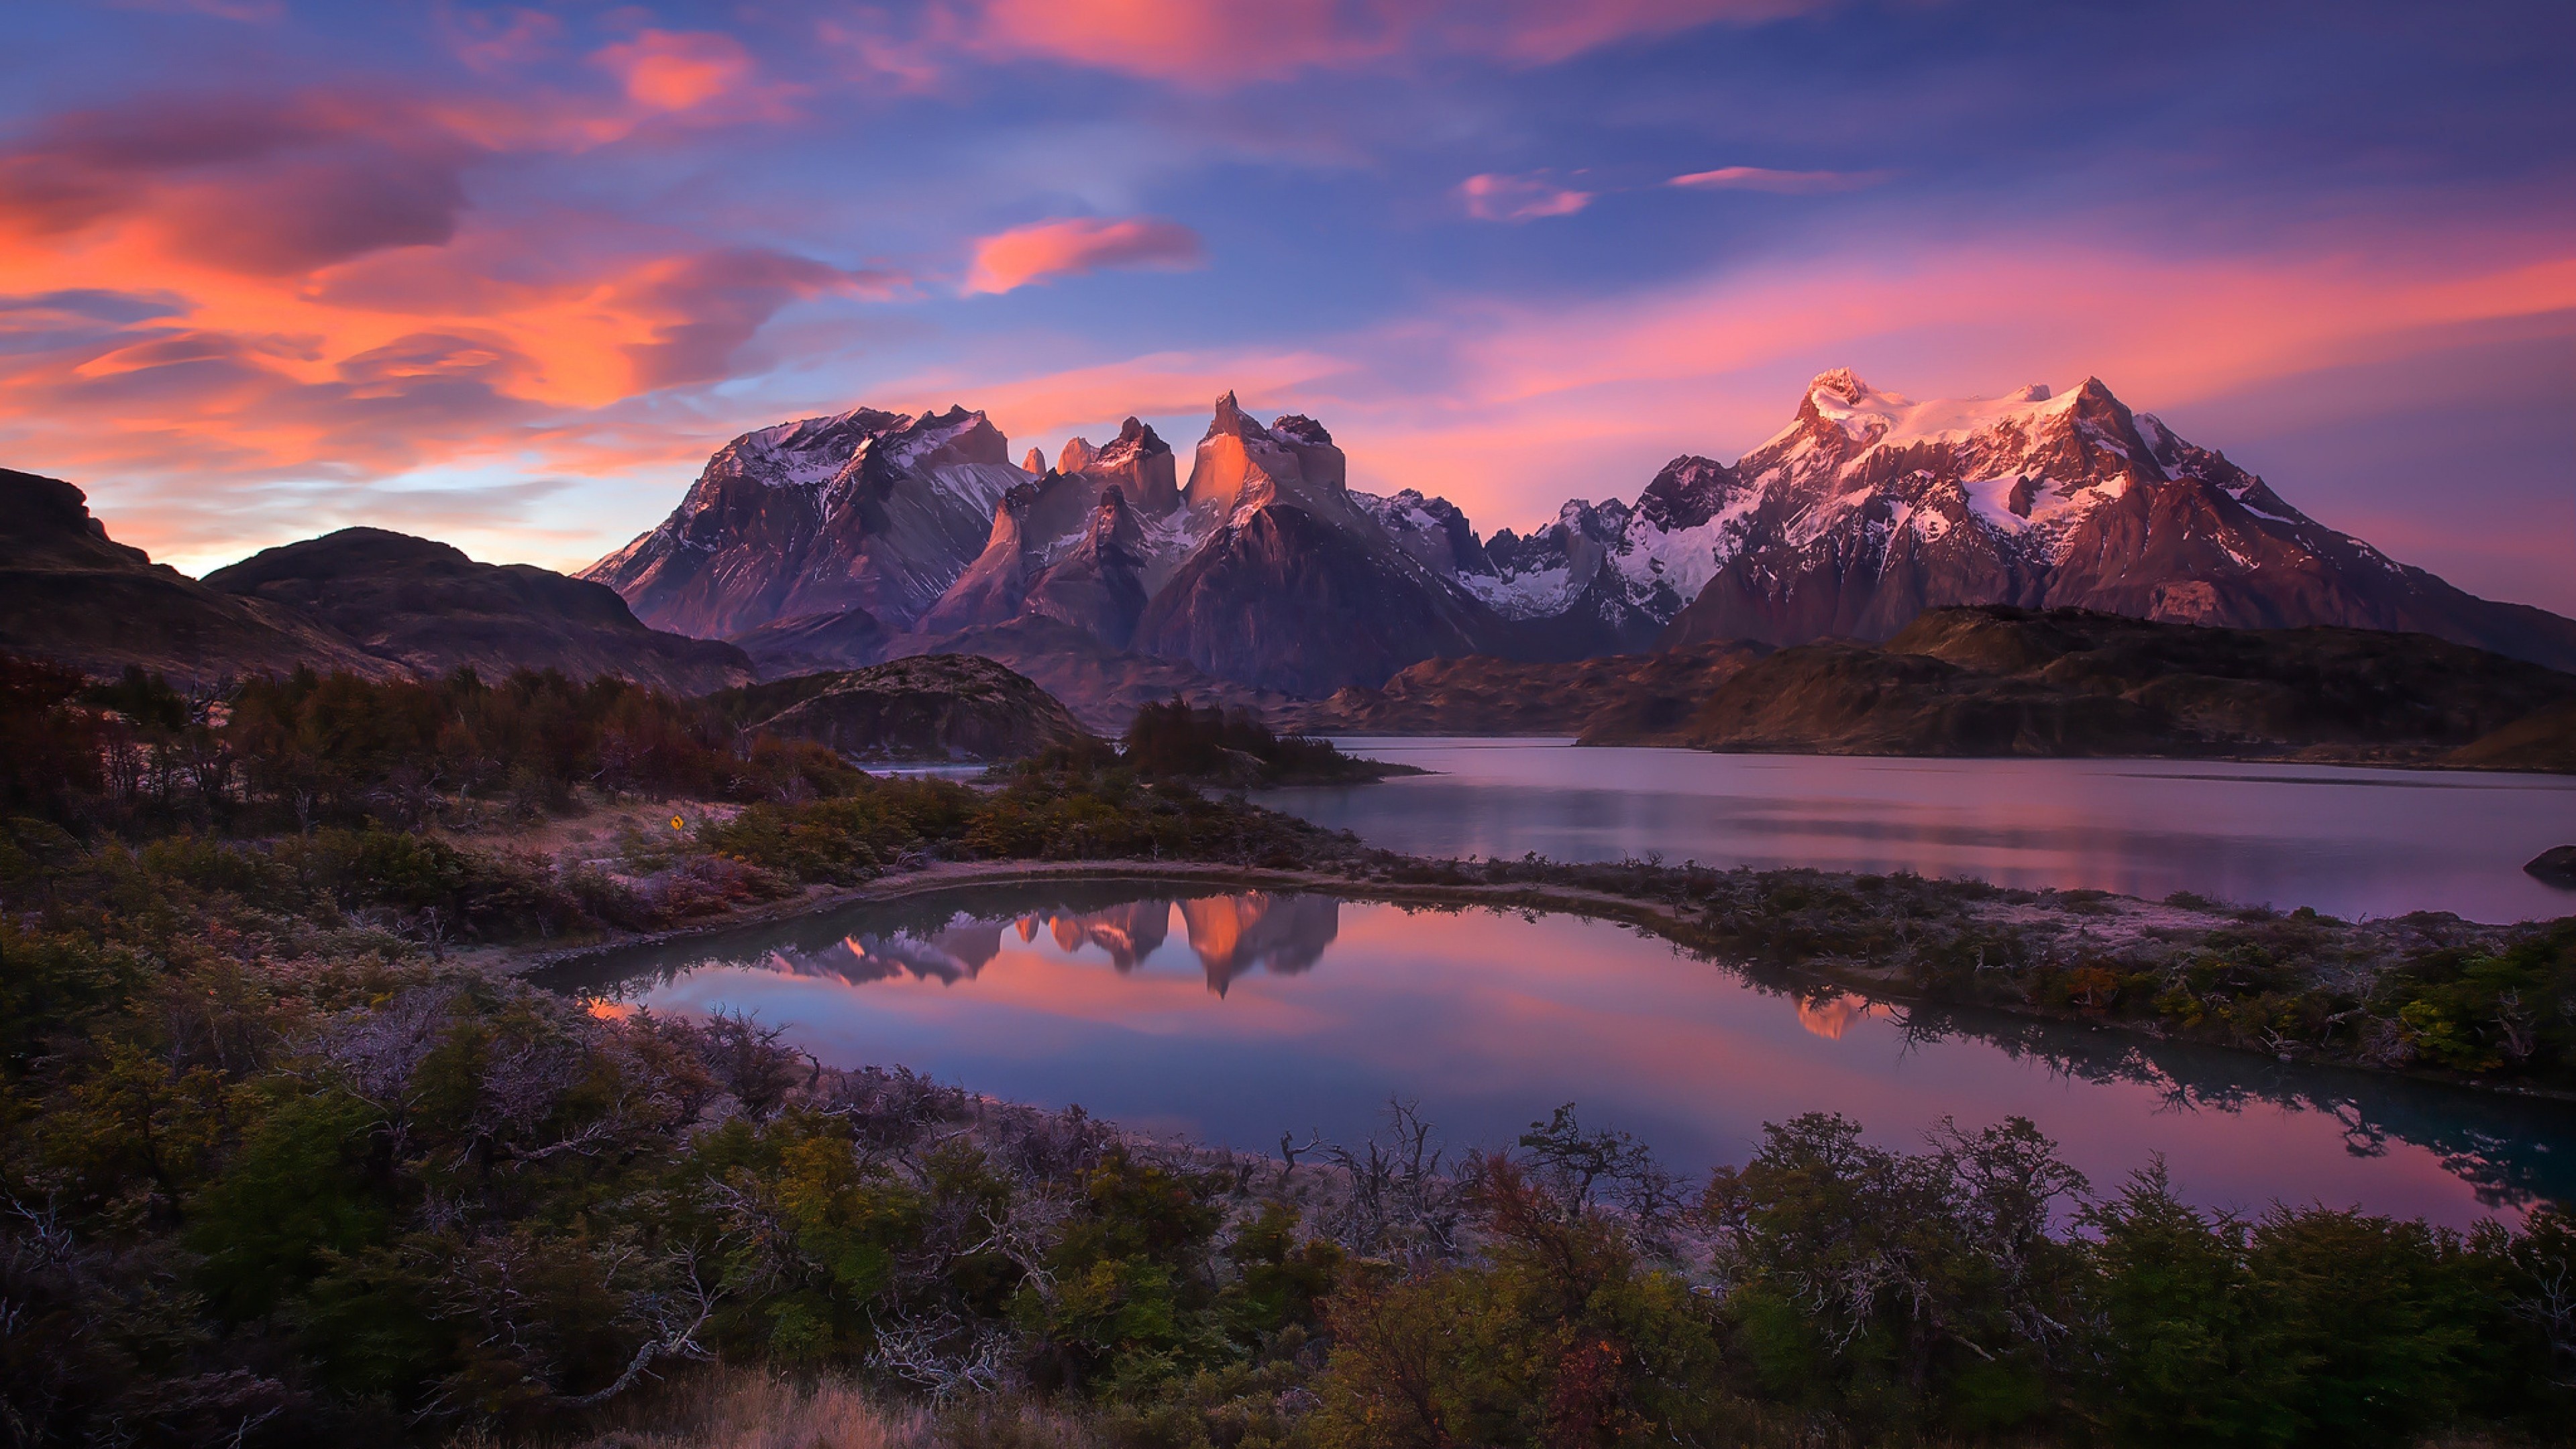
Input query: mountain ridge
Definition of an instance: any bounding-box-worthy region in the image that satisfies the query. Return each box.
[571,372,2576,718]
[1581,605,2576,767]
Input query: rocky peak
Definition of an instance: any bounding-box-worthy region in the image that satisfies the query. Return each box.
[1357,488,1493,578]
[1059,416,1180,520]
[1095,416,1169,465]
[1270,414,1332,446]
[1021,447,1047,475]
[1,468,152,566]
[1187,389,1305,523]
[1206,390,1263,441]
[1809,367,1870,405]
[1635,455,1743,532]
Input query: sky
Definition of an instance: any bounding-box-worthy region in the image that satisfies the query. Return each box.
[3,0,2571,612]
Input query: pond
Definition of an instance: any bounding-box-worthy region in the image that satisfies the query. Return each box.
[535,881,2575,1229]
[1254,741,2576,924]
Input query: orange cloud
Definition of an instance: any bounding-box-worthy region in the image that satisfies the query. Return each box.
[1459,172,1593,222]
[963,216,1205,294]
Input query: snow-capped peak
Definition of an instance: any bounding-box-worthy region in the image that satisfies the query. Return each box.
[1801,371,2092,451]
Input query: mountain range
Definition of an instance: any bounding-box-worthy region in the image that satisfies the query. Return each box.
[10,369,2576,759]
[583,371,2576,704]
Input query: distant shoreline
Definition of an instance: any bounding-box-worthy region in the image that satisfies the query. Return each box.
[1291,732,2576,777]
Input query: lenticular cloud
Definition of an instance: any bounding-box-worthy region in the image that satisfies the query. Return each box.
[964,217,1205,295]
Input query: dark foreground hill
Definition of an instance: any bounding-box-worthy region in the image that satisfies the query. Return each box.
[1,470,753,693]
[0,469,393,683]
[205,528,752,696]
[1582,606,2576,766]
[708,653,1092,760]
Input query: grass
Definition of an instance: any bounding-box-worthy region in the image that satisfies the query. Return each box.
[509,1366,934,1449]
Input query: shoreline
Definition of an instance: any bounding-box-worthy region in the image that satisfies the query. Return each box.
[496,855,2576,1108]
[1289,732,2576,779]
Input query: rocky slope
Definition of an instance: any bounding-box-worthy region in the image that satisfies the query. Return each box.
[1287,640,1770,737]
[584,405,1030,638]
[2443,701,2576,773]
[1585,605,2576,764]
[879,618,1289,737]
[708,654,1091,760]
[727,608,894,680]
[205,529,751,694]
[0,470,394,683]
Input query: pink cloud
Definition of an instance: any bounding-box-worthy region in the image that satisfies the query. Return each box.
[592,30,762,113]
[963,0,1827,86]
[1459,172,1593,222]
[0,94,477,275]
[1669,164,1885,193]
[964,217,1205,295]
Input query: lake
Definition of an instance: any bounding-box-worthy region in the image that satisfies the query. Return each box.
[1256,740,2576,925]
[537,881,2575,1230]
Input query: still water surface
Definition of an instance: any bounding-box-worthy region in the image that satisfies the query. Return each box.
[539,883,2573,1229]
[1256,741,2576,924]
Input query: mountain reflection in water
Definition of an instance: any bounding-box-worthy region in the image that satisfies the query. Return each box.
[753,891,1339,995]
[537,884,2576,1228]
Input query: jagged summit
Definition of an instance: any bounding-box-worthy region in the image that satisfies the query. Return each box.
[1093,417,1170,468]
[1206,390,1256,437]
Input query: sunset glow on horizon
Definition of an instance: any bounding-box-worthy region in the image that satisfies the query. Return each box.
[4,0,2570,610]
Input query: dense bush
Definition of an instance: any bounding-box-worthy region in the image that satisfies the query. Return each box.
[0,651,864,837]
[1119,699,1379,785]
